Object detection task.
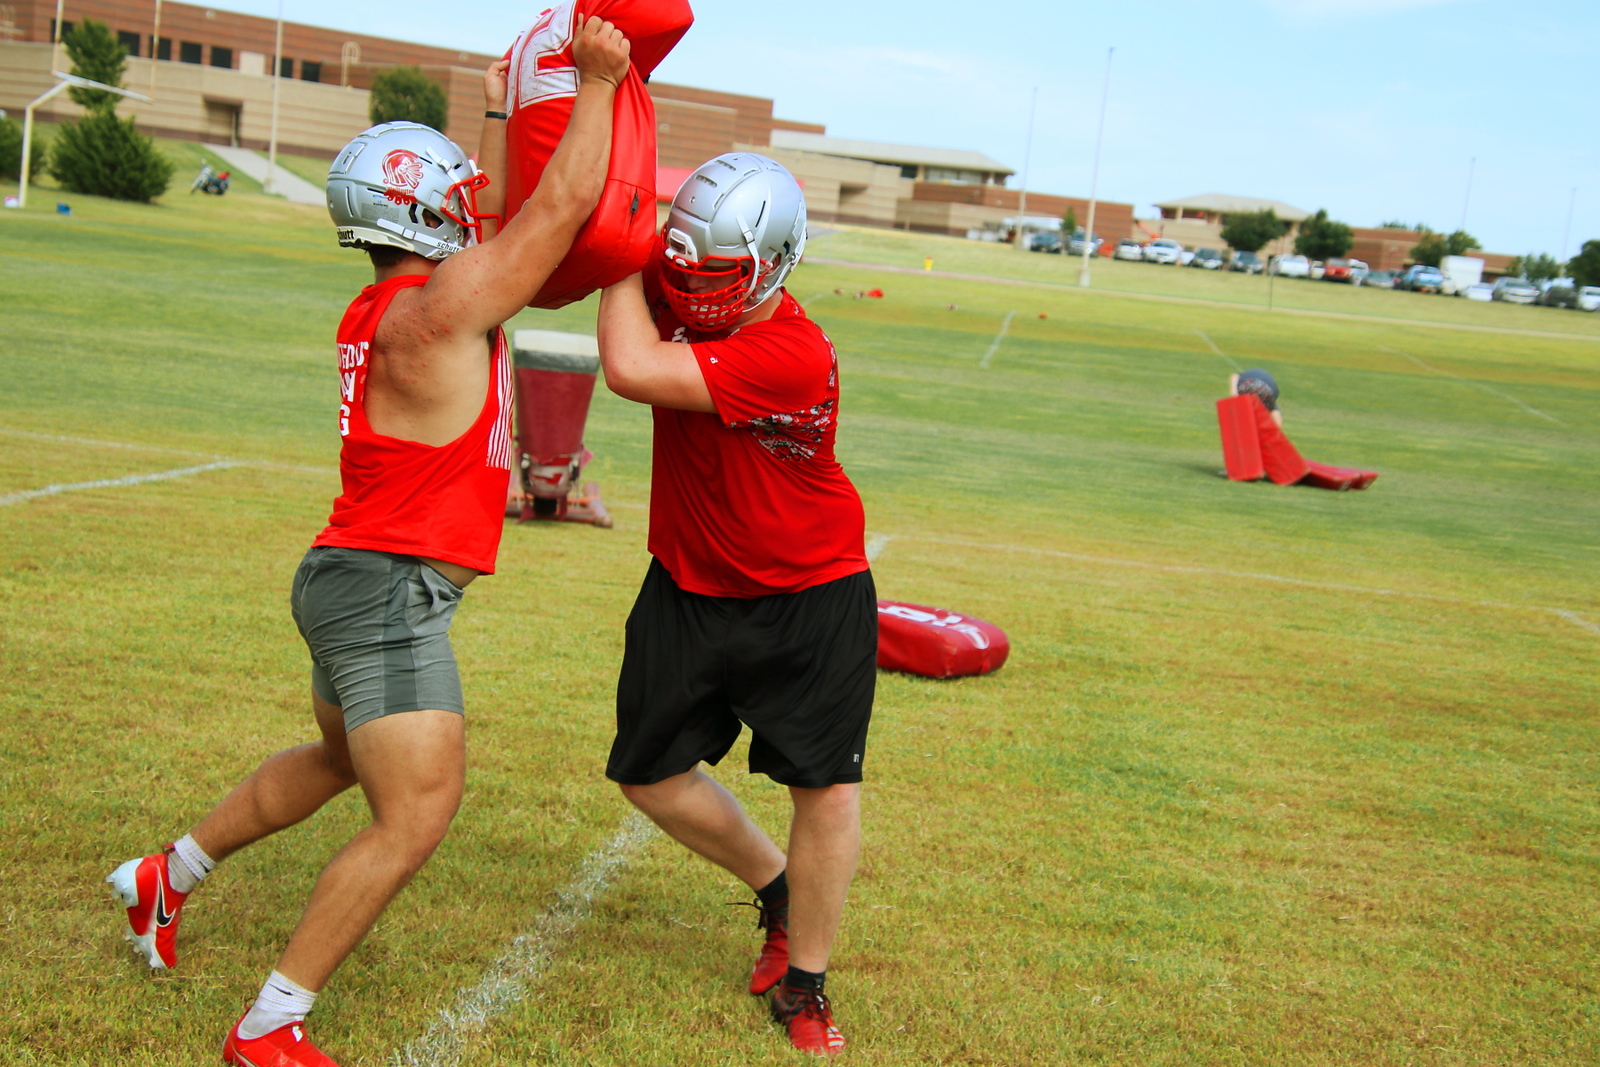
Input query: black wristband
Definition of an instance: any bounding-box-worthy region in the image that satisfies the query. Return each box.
[484,110,507,120]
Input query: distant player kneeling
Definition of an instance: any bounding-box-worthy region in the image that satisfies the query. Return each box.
[104,20,629,1066]
[597,154,874,1057]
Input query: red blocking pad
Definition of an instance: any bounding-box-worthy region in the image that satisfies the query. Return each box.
[1215,394,1377,491]
[501,0,693,309]
[876,601,1010,678]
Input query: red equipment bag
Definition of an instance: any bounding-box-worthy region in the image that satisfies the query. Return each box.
[502,0,693,309]
[1216,394,1377,491]
[876,600,1010,679]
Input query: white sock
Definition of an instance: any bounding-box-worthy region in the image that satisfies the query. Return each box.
[167,834,215,895]
[238,970,318,1041]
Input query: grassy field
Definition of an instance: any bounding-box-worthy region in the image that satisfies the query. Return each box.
[2,168,1597,1067]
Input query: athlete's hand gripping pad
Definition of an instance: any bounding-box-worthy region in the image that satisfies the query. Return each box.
[876,600,1010,679]
[502,0,694,309]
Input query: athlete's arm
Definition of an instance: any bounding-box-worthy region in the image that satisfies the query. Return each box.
[475,59,511,239]
[415,17,629,335]
[597,273,716,412]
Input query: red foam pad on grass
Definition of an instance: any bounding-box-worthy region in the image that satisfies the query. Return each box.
[877,600,1010,678]
[1215,394,1377,491]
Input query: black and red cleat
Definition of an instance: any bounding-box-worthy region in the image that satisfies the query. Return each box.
[223,1015,341,1067]
[746,899,789,995]
[106,845,189,969]
[771,982,847,1056]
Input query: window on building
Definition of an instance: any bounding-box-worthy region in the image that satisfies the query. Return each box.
[279,57,294,78]
[154,37,171,60]
[899,164,919,179]
[50,19,73,41]
[117,30,141,54]
[179,41,202,64]
[300,60,321,83]
[210,46,232,68]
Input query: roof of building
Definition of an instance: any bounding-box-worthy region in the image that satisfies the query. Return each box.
[1154,193,1311,221]
[769,130,1014,175]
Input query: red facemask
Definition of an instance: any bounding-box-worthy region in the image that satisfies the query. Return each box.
[660,247,767,332]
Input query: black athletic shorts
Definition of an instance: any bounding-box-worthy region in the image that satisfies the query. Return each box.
[607,558,877,789]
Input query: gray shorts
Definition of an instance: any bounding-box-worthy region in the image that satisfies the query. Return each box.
[290,546,466,733]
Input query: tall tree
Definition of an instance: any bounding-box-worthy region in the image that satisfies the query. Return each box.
[1060,206,1078,237]
[1410,231,1447,267]
[1509,252,1562,283]
[1568,240,1600,288]
[1293,208,1354,261]
[1220,209,1288,255]
[370,67,450,131]
[63,20,128,113]
[1445,230,1482,256]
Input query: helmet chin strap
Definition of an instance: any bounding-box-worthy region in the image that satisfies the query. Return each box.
[374,217,463,259]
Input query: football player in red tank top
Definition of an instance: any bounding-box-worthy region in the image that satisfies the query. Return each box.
[104,21,631,1067]
[597,155,875,1057]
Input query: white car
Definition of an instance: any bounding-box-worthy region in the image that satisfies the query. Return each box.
[1578,286,1600,312]
[1114,239,1145,262]
[1143,238,1185,265]
[1269,254,1311,278]
[1492,277,1540,304]
[1461,283,1494,302]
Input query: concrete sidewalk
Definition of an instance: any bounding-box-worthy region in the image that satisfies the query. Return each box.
[202,144,324,206]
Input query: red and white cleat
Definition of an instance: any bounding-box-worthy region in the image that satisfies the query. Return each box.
[223,1016,340,1067]
[748,900,790,995]
[106,846,188,969]
[771,984,847,1056]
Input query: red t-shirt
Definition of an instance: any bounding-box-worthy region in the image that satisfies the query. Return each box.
[313,275,515,574]
[644,276,868,597]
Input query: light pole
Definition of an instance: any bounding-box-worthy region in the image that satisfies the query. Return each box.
[265,0,284,194]
[149,0,163,97]
[19,72,153,208]
[1016,85,1036,246]
[1078,47,1113,288]
[51,0,65,69]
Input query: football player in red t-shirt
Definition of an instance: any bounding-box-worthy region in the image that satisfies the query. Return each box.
[103,22,630,1067]
[597,154,874,1056]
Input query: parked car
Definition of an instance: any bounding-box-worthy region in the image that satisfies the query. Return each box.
[1067,231,1104,256]
[1229,250,1263,274]
[1396,265,1446,293]
[1364,270,1397,289]
[1179,249,1196,266]
[1539,284,1579,308]
[1579,286,1600,312]
[1323,258,1369,284]
[1492,277,1540,304]
[1460,283,1495,301]
[1269,254,1311,278]
[1310,260,1326,280]
[1114,239,1145,261]
[1190,248,1225,270]
[1027,231,1062,253]
[1143,238,1185,265]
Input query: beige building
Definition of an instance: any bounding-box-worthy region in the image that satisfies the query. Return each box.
[1150,193,1311,256]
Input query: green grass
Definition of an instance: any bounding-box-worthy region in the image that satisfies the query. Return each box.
[2,175,1597,1066]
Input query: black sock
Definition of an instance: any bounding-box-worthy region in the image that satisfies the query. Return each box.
[783,965,825,994]
[756,870,789,912]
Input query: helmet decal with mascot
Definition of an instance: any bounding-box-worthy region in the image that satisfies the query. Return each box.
[660,153,807,332]
[326,122,496,261]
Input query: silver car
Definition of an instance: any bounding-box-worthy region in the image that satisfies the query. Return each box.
[1492,277,1540,304]
[1143,238,1185,265]
[1114,239,1145,262]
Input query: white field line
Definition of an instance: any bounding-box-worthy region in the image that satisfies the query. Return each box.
[1194,328,1242,372]
[864,533,892,562]
[801,290,835,308]
[1383,348,1563,425]
[893,534,1599,637]
[978,310,1016,369]
[0,427,339,475]
[395,812,660,1067]
[0,462,243,506]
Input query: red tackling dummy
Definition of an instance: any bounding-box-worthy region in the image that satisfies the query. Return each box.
[876,600,1010,678]
[1216,394,1377,491]
[501,0,693,308]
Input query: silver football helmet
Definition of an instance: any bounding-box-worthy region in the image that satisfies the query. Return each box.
[660,153,807,331]
[326,121,493,260]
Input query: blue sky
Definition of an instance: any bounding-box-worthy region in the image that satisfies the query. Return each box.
[215,0,1597,256]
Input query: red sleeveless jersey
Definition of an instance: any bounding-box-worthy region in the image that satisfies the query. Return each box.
[313,275,514,574]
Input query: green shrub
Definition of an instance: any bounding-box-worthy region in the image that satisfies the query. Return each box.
[62,20,128,113]
[0,117,48,182]
[369,66,449,131]
[48,111,174,202]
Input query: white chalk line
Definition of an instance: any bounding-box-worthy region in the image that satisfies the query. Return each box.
[1382,348,1563,425]
[978,310,1016,369]
[1194,328,1242,372]
[892,534,1599,637]
[396,812,660,1067]
[0,427,337,475]
[0,461,244,506]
